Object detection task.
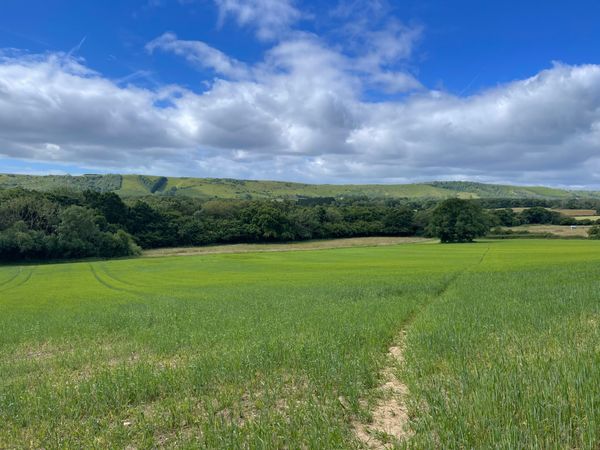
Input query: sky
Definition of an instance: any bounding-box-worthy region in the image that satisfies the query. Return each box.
[0,0,599,186]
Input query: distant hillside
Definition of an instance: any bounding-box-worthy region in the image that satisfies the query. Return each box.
[0,174,123,193]
[1,173,599,200]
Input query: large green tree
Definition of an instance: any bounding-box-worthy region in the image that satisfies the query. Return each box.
[428,198,489,243]
[383,206,415,235]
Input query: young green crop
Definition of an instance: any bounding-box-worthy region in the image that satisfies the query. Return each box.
[403,241,600,449]
[0,240,599,448]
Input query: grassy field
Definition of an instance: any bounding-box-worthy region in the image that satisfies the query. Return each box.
[507,224,591,237]
[510,208,599,216]
[554,209,598,217]
[574,216,600,221]
[1,240,600,448]
[507,208,600,222]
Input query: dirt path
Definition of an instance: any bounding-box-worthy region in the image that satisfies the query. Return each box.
[354,331,412,449]
[143,237,433,257]
[353,247,491,448]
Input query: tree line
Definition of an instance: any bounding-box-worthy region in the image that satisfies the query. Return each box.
[1,188,598,262]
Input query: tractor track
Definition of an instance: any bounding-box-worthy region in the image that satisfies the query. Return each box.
[88,264,141,296]
[98,263,141,288]
[0,268,34,294]
[0,267,22,288]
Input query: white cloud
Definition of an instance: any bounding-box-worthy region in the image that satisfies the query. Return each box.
[146,33,251,79]
[0,47,599,186]
[0,52,196,169]
[328,1,423,93]
[353,22,423,93]
[214,0,301,41]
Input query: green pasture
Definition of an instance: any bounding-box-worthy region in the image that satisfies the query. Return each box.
[1,240,599,448]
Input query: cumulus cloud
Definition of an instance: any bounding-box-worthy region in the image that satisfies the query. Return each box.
[0,41,600,185]
[0,52,196,170]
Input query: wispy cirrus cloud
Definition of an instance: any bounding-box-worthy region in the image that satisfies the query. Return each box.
[214,0,302,41]
[146,32,251,79]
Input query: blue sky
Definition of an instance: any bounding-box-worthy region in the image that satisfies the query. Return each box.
[1,0,600,186]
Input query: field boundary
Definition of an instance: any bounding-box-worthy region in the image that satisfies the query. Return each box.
[143,237,434,258]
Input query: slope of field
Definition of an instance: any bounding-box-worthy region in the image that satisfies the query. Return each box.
[428,181,577,199]
[143,236,432,257]
[2,173,600,199]
[1,240,599,448]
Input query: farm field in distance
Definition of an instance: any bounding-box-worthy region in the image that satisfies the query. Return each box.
[1,240,600,448]
[507,208,600,223]
[142,236,432,257]
[505,224,592,237]
[509,208,598,216]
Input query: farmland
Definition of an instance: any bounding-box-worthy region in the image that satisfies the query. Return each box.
[1,240,599,448]
[505,224,592,237]
[508,208,600,222]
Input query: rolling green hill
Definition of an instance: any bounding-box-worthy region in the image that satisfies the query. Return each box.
[1,173,599,200]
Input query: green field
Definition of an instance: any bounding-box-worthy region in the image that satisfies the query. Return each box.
[2,173,600,200]
[1,240,599,448]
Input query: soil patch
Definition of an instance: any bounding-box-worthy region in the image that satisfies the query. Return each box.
[354,331,412,448]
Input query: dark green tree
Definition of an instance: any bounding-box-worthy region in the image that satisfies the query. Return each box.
[56,206,103,257]
[383,206,415,235]
[519,207,561,225]
[83,191,129,225]
[588,225,600,240]
[428,198,489,243]
[56,206,139,258]
[127,201,177,248]
[490,208,520,227]
[240,202,293,241]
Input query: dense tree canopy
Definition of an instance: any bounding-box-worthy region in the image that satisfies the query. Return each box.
[0,189,140,261]
[428,198,490,243]
[1,188,598,261]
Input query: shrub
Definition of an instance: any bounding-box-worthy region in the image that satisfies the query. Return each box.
[588,225,600,240]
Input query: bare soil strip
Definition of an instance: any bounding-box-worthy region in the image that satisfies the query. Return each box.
[143,237,433,257]
[354,330,412,449]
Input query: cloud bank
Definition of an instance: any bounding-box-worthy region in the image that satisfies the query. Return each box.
[1,1,599,186]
